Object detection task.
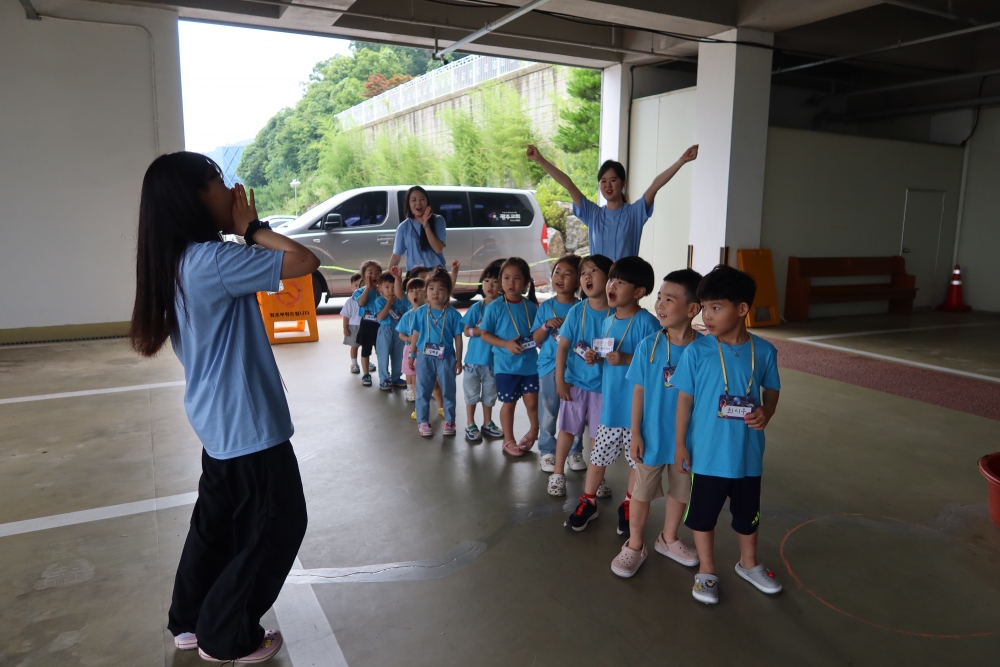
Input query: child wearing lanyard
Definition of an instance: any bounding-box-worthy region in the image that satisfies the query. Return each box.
[549,254,614,497]
[478,257,540,458]
[395,276,425,403]
[461,259,505,442]
[342,273,364,374]
[611,269,704,578]
[531,254,584,475]
[373,271,409,392]
[406,268,465,437]
[353,260,383,387]
[566,257,659,534]
[671,265,782,606]
[526,144,698,261]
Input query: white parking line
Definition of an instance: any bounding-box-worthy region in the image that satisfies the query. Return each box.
[0,381,185,405]
[790,322,994,342]
[0,492,197,538]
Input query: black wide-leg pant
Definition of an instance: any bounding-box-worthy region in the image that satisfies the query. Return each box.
[167,441,307,659]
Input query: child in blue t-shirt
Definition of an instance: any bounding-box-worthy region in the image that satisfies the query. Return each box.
[550,254,614,497]
[479,257,540,458]
[405,268,465,437]
[610,269,704,579]
[373,271,408,391]
[461,259,505,442]
[531,255,583,474]
[353,260,383,387]
[526,144,698,261]
[671,265,782,606]
[566,257,659,535]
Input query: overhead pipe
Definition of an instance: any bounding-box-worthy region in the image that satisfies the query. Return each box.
[433,0,550,59]
[772,19,1000,74]
[885,0,981,25]
[817,67,1000,102]
[825,94,1000,122]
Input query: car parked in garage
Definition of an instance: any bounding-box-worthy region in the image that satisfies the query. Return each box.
[273,186,552,304]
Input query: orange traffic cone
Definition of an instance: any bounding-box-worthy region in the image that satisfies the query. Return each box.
[937,265,972,312]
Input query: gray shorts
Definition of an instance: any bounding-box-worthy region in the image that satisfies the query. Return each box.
[343,324,359,347]
[463,364,498,407]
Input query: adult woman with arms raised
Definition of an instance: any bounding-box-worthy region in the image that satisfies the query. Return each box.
[389,185,447,271]
[526,144,699,262]
[129,152,319,663]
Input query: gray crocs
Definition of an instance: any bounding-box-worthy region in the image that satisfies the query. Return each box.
[735,562,782,594]
[692,573,719,604]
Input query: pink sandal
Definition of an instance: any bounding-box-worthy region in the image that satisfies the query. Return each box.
[502,440,525,457]
[517,431,539,453]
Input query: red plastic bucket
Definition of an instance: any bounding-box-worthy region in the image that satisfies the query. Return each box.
[979,453,1000,530]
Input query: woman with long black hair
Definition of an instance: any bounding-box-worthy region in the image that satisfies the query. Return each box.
[130,152,319,662]
[389,185,447,271]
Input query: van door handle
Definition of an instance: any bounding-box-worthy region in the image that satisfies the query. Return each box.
[377,234,395,245]
[312,239,321,243]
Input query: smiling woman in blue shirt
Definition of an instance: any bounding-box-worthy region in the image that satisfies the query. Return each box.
[389,185,447,271]
[129,152,320,662]
[526,144,699,261]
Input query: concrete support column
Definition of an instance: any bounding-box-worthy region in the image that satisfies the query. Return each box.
[598,63,632,203]
[689,29,773,274]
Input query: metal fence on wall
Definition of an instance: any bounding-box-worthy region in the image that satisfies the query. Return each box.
[335,55,533,129]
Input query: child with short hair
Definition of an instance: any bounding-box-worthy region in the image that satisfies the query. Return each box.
[565,256,659,534]
[407,268,464,437]
[549,254,614,497]
[479,257,540,457]
[461,259,505,442]
[611,269,703,578]
[396,277,425,402]
[354,260,382,387]
[374,271,408,391]
[672,265,782,605]
[532,255,583,473]
[342,272,363,374]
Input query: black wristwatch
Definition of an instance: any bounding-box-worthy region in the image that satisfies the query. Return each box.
[243,219,269,246]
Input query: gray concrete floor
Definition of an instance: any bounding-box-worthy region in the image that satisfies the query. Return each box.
[1,311,999,666]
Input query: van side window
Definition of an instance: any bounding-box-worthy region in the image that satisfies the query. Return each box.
[470,193,534,227]
[397,191,471,228]
[333,192,388,228]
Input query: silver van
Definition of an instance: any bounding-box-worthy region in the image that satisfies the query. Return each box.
[273,186,552,303]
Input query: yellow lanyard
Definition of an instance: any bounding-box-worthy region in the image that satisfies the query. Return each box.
[606,310,636,352]
[716,335,755,396]
[425,305,448,344]
[580,301,609,336]
[504,296,530,337]
[649,329,671,365]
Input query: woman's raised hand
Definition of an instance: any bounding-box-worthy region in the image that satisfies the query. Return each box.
[525,145,540,162]
[681,145,699,163]
[231,184,258,235]
[417,206,434,225]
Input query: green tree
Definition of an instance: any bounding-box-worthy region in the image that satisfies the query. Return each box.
[554,67,601,153]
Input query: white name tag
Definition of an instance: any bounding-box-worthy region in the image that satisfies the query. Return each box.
[573,341,592,360]
[550,329,562,343]
[423,343,444,358]
[518,336,537,351]
[592,337,614,357]
[363,312,378,322]
[718,394,756,420]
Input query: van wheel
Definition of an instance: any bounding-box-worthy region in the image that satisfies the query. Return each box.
[312,272,326,308]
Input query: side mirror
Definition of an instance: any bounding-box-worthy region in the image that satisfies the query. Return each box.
[324,213,343,230]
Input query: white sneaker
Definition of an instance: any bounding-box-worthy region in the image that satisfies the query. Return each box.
[547,473,566,496]
[567,453,587,471]
[405,388,415,402]
[735,562,783,595]
[540,453,556,473]
[596,479,612,498]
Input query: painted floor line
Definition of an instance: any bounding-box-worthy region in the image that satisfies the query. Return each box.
[789,339,1000,384]
[790,322,993,342]
[0,380,186,405]
[274,557,349,667]
[0,492,197,538]
[287,541,487,585]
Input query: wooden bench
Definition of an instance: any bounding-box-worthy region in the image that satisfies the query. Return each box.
[784,256,917,323]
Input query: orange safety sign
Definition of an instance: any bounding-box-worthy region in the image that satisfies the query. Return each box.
[257,276,319,344]
[737,249,781,328]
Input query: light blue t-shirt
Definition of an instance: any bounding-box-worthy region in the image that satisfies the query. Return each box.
[626,330,703,466]
[479,296,539,376]
[599,308,660,428]
[373,295,408,328]
[573,197,653,261]
[170,242,292,460]
[395,308,417,339]
[670,334,781,479]
[353,286,381,320]
[410,303,465,356]
[557,300,610,393]
[461,300,494,367]
[392,215,447,270]
[532,297,578,378]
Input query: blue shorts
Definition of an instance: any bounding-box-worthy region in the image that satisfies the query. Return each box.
[495,373,539,403]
